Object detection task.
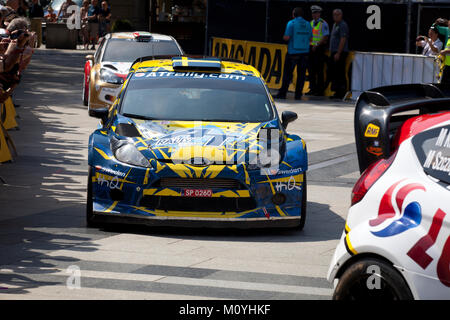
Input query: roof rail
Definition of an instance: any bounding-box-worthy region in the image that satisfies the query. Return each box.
[355,83,450,173]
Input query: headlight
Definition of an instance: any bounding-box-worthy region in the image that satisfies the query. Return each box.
[111,137,150,167]
[100,68,124,84]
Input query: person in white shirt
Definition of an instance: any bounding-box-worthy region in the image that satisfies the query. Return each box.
[416,27,443,56]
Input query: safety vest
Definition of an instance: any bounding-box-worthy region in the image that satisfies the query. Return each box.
[446,39,450,66]
[310,19,323,46]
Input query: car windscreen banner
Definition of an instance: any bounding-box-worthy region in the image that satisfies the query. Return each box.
[413,124,450,185]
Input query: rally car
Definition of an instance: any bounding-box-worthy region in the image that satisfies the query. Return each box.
[86,57,308,229]
[83,31,183,109]
[328,84,450,300]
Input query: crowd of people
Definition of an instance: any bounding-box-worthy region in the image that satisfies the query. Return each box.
[0,4,36,106]
[0,0,112,50]
[57,0,111,49]
[274,6,350,100]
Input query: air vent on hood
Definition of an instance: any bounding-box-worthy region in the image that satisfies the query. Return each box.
[115,123,141,137]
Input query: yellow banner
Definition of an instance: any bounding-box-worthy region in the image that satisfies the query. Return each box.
[212,37,287,90]
[212,37,354,96]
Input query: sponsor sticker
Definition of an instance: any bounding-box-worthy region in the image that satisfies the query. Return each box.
[365,123,380,138]
[366,146,383,156]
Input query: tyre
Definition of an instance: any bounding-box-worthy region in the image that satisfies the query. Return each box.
[82,74,89,106]
[296,174,307,231]
[86,167,100,228]
[333,257,414,300]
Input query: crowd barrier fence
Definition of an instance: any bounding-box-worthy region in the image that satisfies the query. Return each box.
[351,52,441,100]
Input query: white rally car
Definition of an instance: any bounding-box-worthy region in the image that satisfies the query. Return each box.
[328,84,450,300]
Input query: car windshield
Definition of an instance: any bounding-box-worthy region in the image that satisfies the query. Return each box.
[102,39,181,63]
[120,72,274,122]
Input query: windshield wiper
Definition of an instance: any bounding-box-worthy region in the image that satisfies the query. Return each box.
[122,113,158,121]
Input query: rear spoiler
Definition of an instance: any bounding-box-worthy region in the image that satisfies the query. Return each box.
[355,83,450,173]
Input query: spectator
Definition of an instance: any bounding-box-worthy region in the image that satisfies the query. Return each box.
[416,27,442,57]
[0,6,15,30]
[327,9,349,99]
[98,0,111,37]
[80,0,89,50]
[433,18,449,47]
[3,8,19,28]
[0,17,33,102]
[440,32,450,84]
[87,0,100,50]
[16,0,27,17]
[44,6,57,23]
[274,7,312,100]
[57,0,76,20]
[29,0,44,19]
[306,5,329,96]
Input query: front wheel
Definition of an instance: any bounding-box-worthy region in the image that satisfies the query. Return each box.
[295,174,307,231]
[333,257,414,300]
[86,167,100,228]
[82,74,89,106]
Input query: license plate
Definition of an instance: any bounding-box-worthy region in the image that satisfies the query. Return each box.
[183,189,213,197]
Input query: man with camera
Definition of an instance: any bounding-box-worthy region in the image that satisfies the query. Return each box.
[416,27,442,57]
[0,17,35,103]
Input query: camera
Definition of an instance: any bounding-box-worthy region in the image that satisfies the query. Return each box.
[10,30,28,40]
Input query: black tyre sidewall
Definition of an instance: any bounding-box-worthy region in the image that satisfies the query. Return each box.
[333,257,414,300]
[82,75,89,106]
[86,167,95,227]
[296,173,307,231]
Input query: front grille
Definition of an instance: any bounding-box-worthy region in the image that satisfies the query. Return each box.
[140,196,257,212]
[156,177,241,189]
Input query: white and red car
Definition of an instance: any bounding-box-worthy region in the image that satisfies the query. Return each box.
[328,84,450,300]
[83,32,183,110]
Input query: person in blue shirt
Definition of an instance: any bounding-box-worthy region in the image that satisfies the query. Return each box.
[87,0,100,50]
[274,7,312,100]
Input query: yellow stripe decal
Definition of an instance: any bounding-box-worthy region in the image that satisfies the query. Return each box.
[275,205,286,217]
[105,201,119,213]
[345,234,358,256]
[95,147,112,160]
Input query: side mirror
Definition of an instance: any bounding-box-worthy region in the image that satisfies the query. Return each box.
[281,111,298,129]
[89,107,109,123]
[85,54,94,61]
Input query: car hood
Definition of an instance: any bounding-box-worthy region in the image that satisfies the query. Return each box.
[115,118,283,164]
[101,61,133,75]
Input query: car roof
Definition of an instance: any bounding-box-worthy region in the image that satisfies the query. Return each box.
[130,57,261,78]
[108,32,174,42]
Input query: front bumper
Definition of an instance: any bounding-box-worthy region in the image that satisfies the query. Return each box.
[90,212,302,228]
[90,157,306,228]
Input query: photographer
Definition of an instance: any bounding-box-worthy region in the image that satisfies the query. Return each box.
[416,27,442,56]
[0,17,34,103]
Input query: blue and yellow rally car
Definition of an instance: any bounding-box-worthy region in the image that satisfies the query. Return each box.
[87,57,308,229]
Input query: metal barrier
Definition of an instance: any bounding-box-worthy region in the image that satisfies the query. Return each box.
[351,52,441,100]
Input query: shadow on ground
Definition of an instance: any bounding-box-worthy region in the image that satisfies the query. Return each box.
[0,50,346,295]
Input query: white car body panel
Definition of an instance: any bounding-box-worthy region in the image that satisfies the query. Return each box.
[328,119,450,299]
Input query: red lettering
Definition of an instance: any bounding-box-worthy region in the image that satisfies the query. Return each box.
[407,209,446,269]
[437,236,450,287]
